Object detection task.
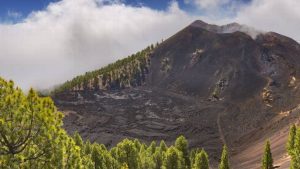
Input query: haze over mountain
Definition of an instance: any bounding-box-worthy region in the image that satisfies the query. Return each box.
[53,20,300,168]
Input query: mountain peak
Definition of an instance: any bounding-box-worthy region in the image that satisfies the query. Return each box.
[190,20,219,32]
[54,20,300,168]
[190,20,261,38]
[190,20,210,27]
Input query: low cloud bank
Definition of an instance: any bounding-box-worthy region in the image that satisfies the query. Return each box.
[0,0,196,90]
[0,0,299,90]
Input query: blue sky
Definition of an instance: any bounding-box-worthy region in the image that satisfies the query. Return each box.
[0,0,174,18]
[0,0,54,18]
[0,0,53,20]
[0,0,180,17]
[0,0,252,20]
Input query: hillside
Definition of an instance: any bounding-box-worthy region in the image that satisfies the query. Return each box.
[53,20,300,168]
[52,45,155,94]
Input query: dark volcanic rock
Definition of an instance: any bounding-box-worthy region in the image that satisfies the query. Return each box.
[53,20,300,168]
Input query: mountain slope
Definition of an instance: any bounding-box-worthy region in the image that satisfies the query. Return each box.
[53,20,300,168]
[53,46,154,93]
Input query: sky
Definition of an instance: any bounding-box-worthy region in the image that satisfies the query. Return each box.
[0,0,299,90]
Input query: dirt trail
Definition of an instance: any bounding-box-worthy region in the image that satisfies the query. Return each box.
[230,105,300,169]
[231,126,291,169]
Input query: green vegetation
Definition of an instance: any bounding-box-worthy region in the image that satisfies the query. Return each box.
[192,149,209,169]
[262,140,273,169]
[284,124,300,169]
[175,135,190,168]
[288,125,300,169]
[52,45,156,94]
[2,77,228,169]
[287,124,297,155]
[0,77,92,168]
[219,145,230,169]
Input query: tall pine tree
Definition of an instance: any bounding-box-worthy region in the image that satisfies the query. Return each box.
[193,149,209,169]
[175,135,190,168]
[163,146,183,169]
[287,124,297,155]
[219,145,230,169]
[262,140,273,169]
[290,128,300,169]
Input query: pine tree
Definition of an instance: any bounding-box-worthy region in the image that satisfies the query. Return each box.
[152,148,163,169]
[0,78,65,167]
[116,139,140,169]
[140,145,155,169]
[134,139,141,151]
[193,149,209,169]
[85,140,92,155]
[262,140,273,169]
[287,124,297,155]
[175,135,190,168]
[190,148,202,167]
[74,131,84,148]
[65,138,85,169]
[91,144,105,169]
[148,141,157,155]
[163,146,183,169]
[219,145,230,169]
[160,140,168,152]
[102,152,120,169]
[290,128,300,169]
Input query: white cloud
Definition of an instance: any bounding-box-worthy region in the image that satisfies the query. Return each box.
[184,0,300,42]
[234,0,300,42]
[0,0,196,90]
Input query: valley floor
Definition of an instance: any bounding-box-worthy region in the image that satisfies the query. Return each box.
[54,87,300,168]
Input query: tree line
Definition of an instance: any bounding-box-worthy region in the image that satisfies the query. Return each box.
[52,44,158,95]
